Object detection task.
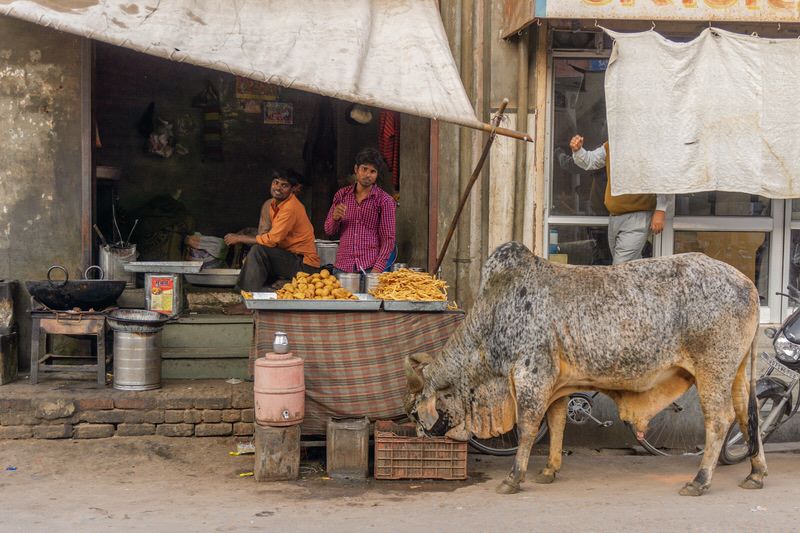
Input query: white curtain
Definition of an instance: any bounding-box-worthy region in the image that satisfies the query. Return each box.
[605,28,800,198]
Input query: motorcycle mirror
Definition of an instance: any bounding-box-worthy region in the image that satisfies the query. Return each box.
[764,327,777,339]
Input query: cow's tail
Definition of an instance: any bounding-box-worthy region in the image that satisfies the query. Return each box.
[746,335,759,458]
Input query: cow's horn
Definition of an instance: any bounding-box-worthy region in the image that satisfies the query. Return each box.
[405,355,425,393]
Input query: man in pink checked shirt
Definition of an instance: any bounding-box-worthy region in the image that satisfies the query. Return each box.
[324,147,396,273]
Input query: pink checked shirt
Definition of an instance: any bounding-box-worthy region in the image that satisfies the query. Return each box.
[324,184,396,272]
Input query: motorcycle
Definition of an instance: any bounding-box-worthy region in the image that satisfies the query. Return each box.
[720,287,800,464]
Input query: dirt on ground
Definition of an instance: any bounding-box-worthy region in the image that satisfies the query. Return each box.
[1,436,799,532]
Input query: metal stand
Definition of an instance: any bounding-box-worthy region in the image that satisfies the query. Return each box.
[30,309,106,386]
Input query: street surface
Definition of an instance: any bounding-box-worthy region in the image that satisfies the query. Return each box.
[1,436,799,532]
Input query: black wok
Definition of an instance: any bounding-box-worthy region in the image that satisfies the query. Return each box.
[25,265,126,311]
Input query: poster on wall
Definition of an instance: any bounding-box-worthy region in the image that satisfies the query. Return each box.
[238,100,263,114]
[263,102,293,125]
[235,76,279,100]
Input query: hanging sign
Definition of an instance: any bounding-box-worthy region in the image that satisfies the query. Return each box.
[535,0,800,22]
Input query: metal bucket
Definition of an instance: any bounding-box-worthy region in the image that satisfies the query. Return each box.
[112,330,162,391]
[326,417,370,479]
[99,245,138,288]
[335,273,361,294]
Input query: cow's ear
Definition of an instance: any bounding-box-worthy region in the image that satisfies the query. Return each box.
[405,355,426,393]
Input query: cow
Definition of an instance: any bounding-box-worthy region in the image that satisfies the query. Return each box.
[405,241,765,496]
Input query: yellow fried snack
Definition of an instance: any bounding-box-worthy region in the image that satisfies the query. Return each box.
[369,269,448,301]
[277,270,358,300]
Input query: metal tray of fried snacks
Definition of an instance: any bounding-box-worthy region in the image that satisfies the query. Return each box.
[243,293,382,311]
[124,261,203,274]
[382,300,449,312]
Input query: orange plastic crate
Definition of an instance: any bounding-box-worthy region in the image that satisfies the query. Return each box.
[374,420,468,480]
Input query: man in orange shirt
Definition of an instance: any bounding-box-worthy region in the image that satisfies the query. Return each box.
[225,171,320,291]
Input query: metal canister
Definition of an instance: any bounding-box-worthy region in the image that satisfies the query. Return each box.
[335,272,361,294]
[315,240,339,267]
[391,263,408,272]
[112,330,162,390]
[99,245,138,288]
[0,280,17,333]
[273,331,289,354]
[365,273,381,294]
[144,273,183,316]
[326,417,370,479]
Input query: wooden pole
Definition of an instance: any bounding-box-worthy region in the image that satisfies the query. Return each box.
[434,98,509,274]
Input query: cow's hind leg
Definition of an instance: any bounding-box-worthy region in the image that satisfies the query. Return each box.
[535,396,568,484]
[731,356,767,489]
[679,377,736,497]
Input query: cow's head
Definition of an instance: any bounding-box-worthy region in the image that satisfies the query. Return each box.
[404,352,470,441]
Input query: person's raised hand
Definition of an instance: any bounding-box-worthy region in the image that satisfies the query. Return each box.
[569,135,584,152]
[332,203,347,221]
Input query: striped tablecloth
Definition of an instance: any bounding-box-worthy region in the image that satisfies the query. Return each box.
[250,310,465,434]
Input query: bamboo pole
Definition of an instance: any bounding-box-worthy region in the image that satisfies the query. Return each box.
[434,98,509,274]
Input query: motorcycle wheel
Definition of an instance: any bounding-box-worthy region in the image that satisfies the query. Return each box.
[719,384,789,465]
[468,422,547,456]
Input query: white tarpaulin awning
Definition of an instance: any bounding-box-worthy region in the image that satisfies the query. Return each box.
[0,0,522,136]
[605,28,800,199]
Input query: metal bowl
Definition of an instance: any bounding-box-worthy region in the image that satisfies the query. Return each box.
[105,309,172,333]
[184,268,240,287]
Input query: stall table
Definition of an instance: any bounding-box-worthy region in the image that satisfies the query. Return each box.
[250,309,464,434]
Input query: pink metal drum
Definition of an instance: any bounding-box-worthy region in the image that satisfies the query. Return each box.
[253,351,305,427]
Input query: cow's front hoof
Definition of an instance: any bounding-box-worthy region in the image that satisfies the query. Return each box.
[739,476,764,490]
[496,479,520,494]
[679,482,708,497]
[534,471,556,484]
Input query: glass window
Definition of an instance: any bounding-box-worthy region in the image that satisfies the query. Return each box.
[791,200,800,221]
[789,230,800,291]
[551,58,609,217]
[547,224,650,266]
[675,192,770,217]
[674,231,769,304]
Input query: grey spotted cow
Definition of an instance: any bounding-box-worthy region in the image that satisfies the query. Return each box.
[406,241,766,495]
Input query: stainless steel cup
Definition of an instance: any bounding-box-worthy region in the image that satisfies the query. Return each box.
[273,331,290,354]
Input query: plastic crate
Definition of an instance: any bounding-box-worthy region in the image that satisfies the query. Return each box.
[374,420,468,480]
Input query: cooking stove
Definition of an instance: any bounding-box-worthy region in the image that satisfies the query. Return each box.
[29,298,107,386]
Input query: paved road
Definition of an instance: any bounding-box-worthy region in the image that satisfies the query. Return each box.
[1,437,799,532]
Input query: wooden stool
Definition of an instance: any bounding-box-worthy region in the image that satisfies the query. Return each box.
[254,424,300,481]
[30,310,106,386]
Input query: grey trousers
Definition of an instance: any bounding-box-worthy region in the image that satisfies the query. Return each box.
[236,245,319,292]
[608,211,653,265]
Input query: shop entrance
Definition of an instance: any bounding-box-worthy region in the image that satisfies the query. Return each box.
[544,30,787,322]
[92,42,401,271]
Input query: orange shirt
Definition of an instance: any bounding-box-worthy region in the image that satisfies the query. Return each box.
[255,194,320,268]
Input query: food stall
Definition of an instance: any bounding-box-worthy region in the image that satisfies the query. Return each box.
[245,269,464,434]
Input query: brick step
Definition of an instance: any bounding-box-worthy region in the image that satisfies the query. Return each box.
[0,379,256,440]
